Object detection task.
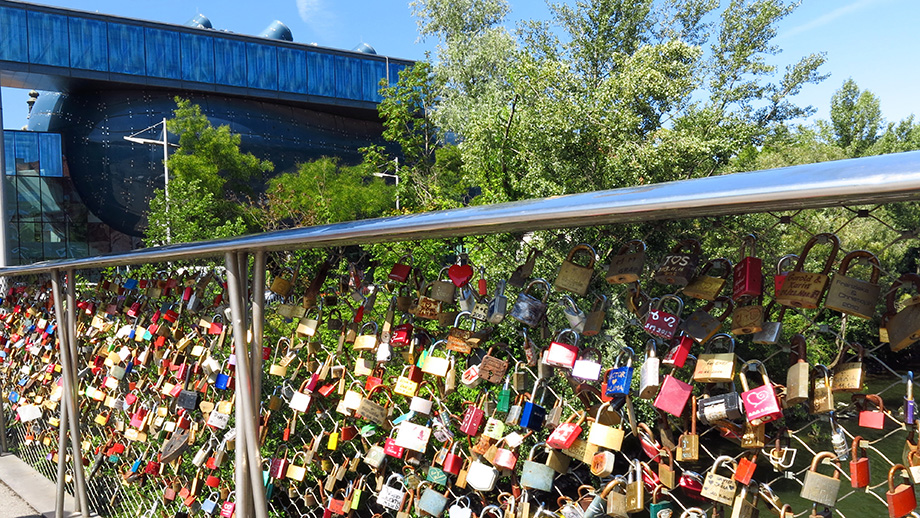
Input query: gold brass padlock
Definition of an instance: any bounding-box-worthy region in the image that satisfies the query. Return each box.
[554,243,597,297]
[825,250,881,319]
[684,258,732,301]
[775,233,840,309]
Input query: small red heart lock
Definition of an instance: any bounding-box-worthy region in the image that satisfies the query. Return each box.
[448,264,474,287]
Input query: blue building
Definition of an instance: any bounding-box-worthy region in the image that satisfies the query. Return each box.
[0,0,412,264]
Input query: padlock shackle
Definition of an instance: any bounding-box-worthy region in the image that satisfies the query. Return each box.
[776,254,799,274]
[553,328,580,347]
[655,294,684,317]
[565,243,597,267]
[793,232,841,275]
[600,477,627,497]
[888,464,912,492]
[853,393,885,412]
[523,278,552,303]
[809,451,841,478]
[851,435,866,461]
[703,296,735,321]
[739,233,757,260]
[671,238,702,255]
[699,258,733,279]
[791,334,807,365]
[711,454,737,475]
[702,333,735,354]
[738,360,771,392]
[837,249,881,284]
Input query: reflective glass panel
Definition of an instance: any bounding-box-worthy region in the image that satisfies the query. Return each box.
[277,47,307,93]
[13,132,39,176]
[0,7,28,62]
[363,60,387,102]
[306,52,335,97]
[69,17,107,71]
[181,33,215,83]
[3,133,14,176]
[39,133,63,177]
[335,55,362,100]
[28,11,69,66]
[107,23,145,75]
[214,38,246,87]
[146,28,181,79]
[247,43,277,91]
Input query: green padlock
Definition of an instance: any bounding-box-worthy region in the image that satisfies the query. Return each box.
[427,466,448,486]
[497,376,512,413]
[648,486,672,518]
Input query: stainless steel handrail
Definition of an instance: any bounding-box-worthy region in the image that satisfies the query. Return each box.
[2,150,920,275]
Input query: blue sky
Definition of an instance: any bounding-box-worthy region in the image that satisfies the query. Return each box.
[2,0,918,130]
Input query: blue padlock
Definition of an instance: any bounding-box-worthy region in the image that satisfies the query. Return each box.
[605,347,635,397]
[215,360,231,390]
[123,278,139,290]
[906,371,915,425]
[520,378,548,431]
[200,492,220,515]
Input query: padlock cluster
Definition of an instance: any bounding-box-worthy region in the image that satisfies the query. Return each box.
[1,229,919,518]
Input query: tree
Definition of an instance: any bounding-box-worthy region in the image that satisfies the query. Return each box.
[829,78,883,156]
[144,98,273,245]
[362,62,470,211]
[257,157,396,229]
[408,0,827,204]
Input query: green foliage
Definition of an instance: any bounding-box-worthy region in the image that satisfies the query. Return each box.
[145,98,273,245]
[260,157,396,228]
[362,62,470,211]
[410,0,827,203]
[829,78,883,156]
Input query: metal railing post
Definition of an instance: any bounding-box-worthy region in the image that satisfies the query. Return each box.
[54,388,69,518]
[225,251,269,518]
[64,270,89,516]
[251,251,264,423]
[50,271,89,517]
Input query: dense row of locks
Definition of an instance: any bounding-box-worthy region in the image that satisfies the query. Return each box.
[3,231,920,518]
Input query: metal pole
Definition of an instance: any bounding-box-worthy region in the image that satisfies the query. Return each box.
[225,251,269,518]
[162,118,170,244]
[50,271,89,517]
[0,90,8,268]
[65,270,89,516]
[233,252,251,518]
[251,251,265,404]
[54,385,68,518]
[394,157,399,211]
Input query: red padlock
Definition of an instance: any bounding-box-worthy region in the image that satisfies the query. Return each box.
[644,295,683,340]
[460,398,486,436]
[388,254,413,282]
[544,329,580,369]
[220,500,236,518]
[206,474,221,488]
[443,444,464,475]
[384,431,405,459]
[732,234,763,302]
[850,436,870,489]
[773,254,797,297]
[887,464,917,518]
[663,334,693,368]
[734,452,757,485]
[545,411,586,450]
[857,394,887,429]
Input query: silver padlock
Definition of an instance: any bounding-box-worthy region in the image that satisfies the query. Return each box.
[487,280,508,324]
[752,302,784,344]
[509,279,551,328]
[561,295,587,333]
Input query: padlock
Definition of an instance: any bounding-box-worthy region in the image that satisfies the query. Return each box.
[800,452,842,507]
[733,234,763,302]
[521,379,548,431]
[832,342,865,393]
[389,254,414,282]
[773,253,798,296]
[418,481,449,517]
[638,339,661,399]
[649,486,673,518]
[376,473,407,511]
[886,273,920,352]
[682,296,733,343]
[555,243,597,296]
[604,477,629,518]
[268,337,291,377]
[587,401,624,450]
[625,459,645,512]
[810,364,835,414]
[606,239,646,284]
[509,279,551,328]
[353,321,379,351]
[825,250,881,319]
[466,459,499,492]
[590,450,616,477]
[684,258,733,301]
[907,372,916,425]
[296,306,322,337]
[663,333,693,368]
[752,301,785,344]
[486,279,508,324]
[856,394,887,429]
[460,393,487,436]
[421,339,452,378]
[785,334,810,406]
[445,311,475,354]
[693,333,737,383]
[561,295,587,333]
[886,464,917,518]
[581,294,607,337]
[697,384,744,425]
[479,345,510,384]
[701,455,738,505]
[644,294,684,340]
[413,283,442,321]
[850,436,870,488]
[604,347,635,399]
[654,355,695,417]
[572,347,602,382]
[776,233,840,308]
[431,267,457,303]
[547,411,588,450]
[654,239,702,286]
[739,360,783,425]
[545,328,580,369]
[658,447,677,489]
[731,294,764,335]
[733,452,757,485]
[729,482,760,518]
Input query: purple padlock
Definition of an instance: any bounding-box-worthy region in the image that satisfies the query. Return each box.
[906,371,915,425]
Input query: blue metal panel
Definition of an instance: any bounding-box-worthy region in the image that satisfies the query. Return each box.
[363,60,387,102]
[306,51,335,97]
[334,55,362,100]
[107,23,145,75]
[0,6,28,62]
[277,47,307,94]
[28,11,69,67]
[145,27,181,79]
[214,38,246,87]
[181,32,214,83]
[39,133,62,177]
[247,42,277,91]
[69,17,107,72]
[3,132,14,176]
[388,63,408,87]
[12,132,39,175]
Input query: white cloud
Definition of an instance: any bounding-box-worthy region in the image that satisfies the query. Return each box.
[779,0,884,40]
[296,0,336,36]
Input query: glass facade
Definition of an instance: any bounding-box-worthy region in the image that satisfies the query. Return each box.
[0,3,405,104]
[2,130,139,265]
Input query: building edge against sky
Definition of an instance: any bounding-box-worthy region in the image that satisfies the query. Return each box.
[0,0,413,266]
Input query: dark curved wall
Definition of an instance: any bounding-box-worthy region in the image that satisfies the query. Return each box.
[26,89,385,236]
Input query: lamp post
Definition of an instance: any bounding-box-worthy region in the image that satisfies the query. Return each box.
[372,157,400,211]
[124,118,178,242]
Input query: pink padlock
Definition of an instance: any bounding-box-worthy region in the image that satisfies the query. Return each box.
[740,360,783,425]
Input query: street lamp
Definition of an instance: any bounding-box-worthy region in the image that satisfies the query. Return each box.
[372,157,400,211]
[124,118,178,242]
